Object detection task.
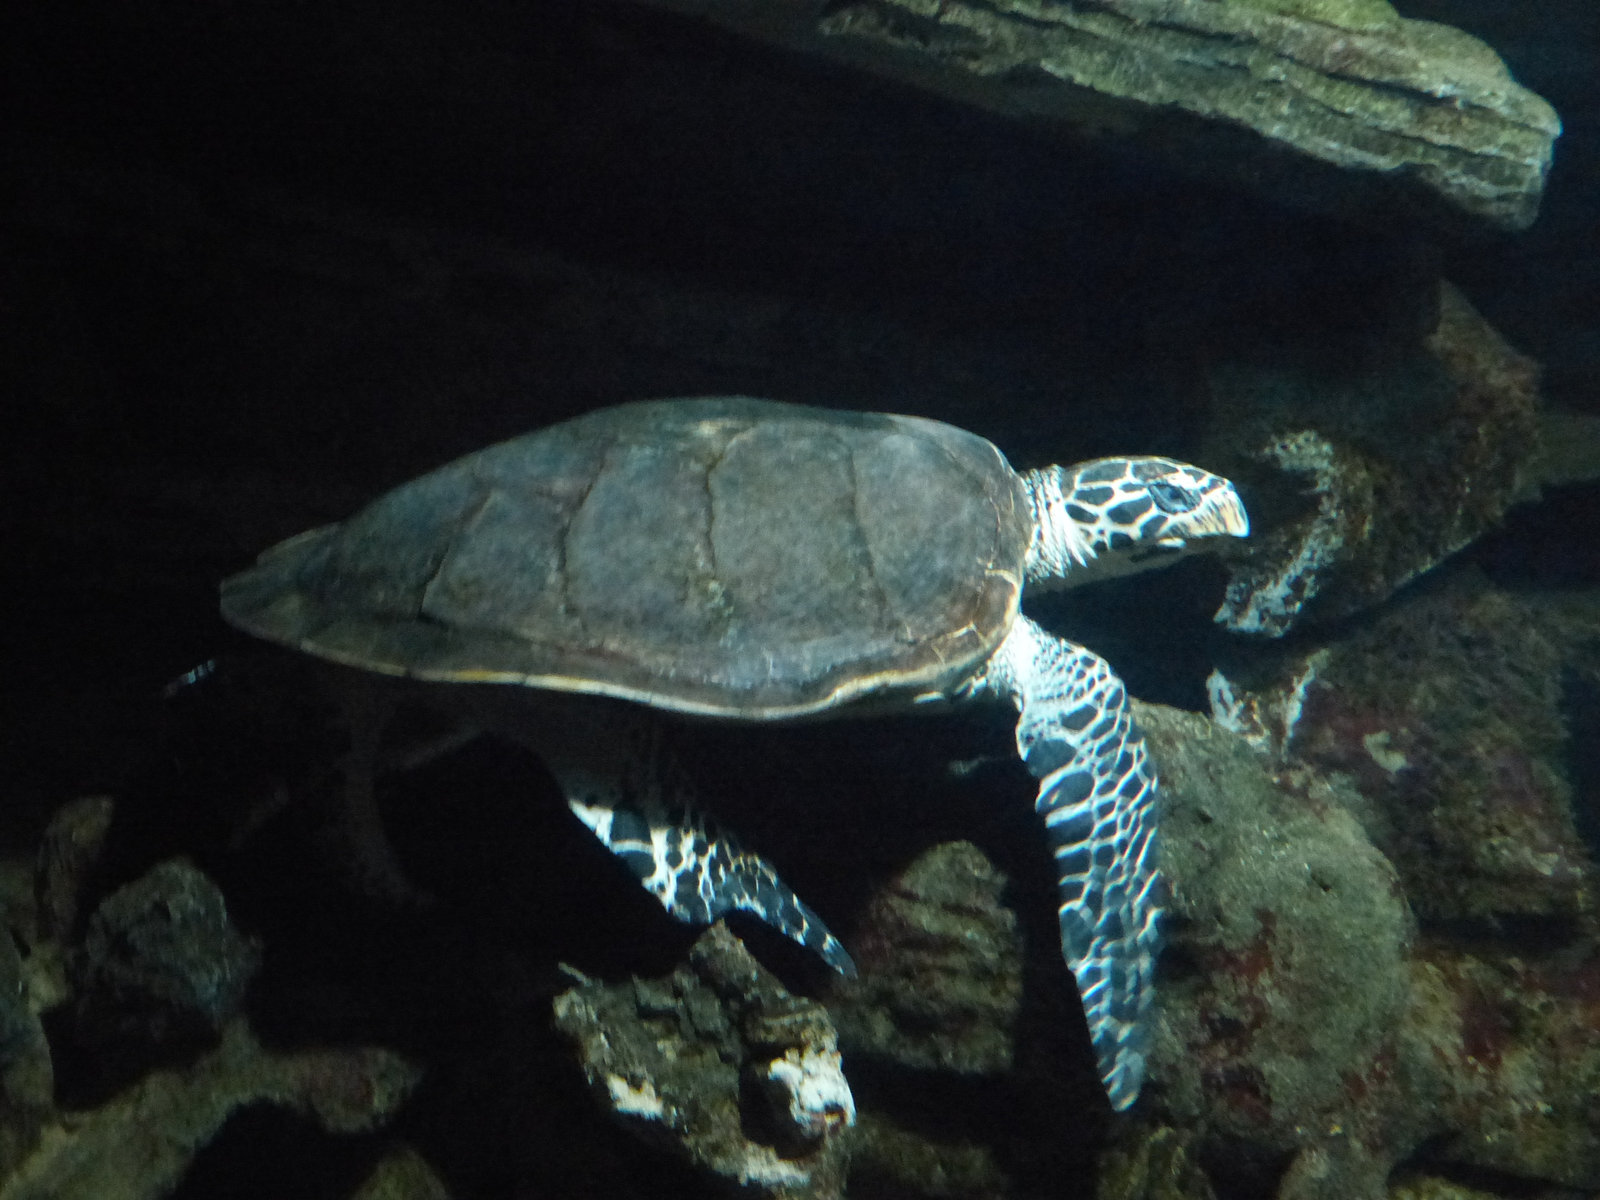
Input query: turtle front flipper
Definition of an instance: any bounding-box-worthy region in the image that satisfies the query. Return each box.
[974,616,1162,1111]
[539,714,857,978]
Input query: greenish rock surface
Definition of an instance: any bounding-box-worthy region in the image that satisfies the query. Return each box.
[1387,1171,1526,1200]
[1142,705,1417,1200]
[846,1114,1008,1200]
[346,1146,451,1200]
[802,695,1596,1197]
[1208,581,1600,1193]
[625,0,1560,231]
[0,927,51,1181]
[1154,657,1600,1196]
[1225,0,1396,29]
[1401,945,1600,1189]
[71,860,263,1049]
[1095,1126,1216,1200]
[827,839,1105,1197]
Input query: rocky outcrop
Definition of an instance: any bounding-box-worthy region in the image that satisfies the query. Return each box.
[628,0,1560,232]
[553,924,854,1199]
[1210,577,1595,925]
[829,841,1023,1074]
[0,824,422,1200]
[0,1020,421,1200]
[70,860,262,1053]
[1214,281,1542,637]
[1142,701,1600,1198]
[1140,706,1420,1200]
[811,702,1600,1199]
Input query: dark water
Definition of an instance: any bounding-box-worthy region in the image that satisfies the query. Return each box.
[4,2,1598,1197]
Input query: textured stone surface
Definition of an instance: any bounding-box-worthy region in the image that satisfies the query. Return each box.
[629,0,1560,231]
[830,840,1023,1074]
[71,860,262,1050]
[1401,945,1600,1189]
[33,796,115,944]
[1140,705,1418,1199]
[0,1020,420,1200]
[347,1145,452,1200]
[1215,282,1542,636]
[1095,1125,1217,1200]
[1145,692,1600,1197]
[1219,579,1596,924]
[826,836,1106,1198]
[0,929,52,1181]
[553,923,853,1198]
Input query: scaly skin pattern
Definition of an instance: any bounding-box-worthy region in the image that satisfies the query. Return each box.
[977,457,1248,1108]
[553,713,858,977]
[976,615,1161,1110]
[1023,457,1248,588]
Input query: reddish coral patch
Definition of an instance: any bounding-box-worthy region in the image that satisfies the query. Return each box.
[1455,982,1513,1071]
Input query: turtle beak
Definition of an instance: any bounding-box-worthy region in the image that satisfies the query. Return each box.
[1189,488,1250,540]
[1216,489,1250,538]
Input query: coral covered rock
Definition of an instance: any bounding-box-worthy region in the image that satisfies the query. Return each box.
[1104,699,1596,1197]
[1221,579,1594,924]
[1141,706,1417,1198]
[1216,283,1541,637]
[553,923,853,1198]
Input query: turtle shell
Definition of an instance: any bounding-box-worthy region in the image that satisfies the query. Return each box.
[222,397,1032,718]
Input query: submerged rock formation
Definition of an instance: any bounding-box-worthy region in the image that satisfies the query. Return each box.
[629,0,1560,232]
[1215,281,1542,637]
[554,924,854,1199]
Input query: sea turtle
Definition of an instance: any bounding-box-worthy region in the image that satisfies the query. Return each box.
[221,396,1247,1109]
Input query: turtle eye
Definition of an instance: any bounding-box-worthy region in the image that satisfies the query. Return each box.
[1148,479,1199,514]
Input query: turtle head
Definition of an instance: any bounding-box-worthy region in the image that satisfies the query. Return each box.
[1022,457,1249,588]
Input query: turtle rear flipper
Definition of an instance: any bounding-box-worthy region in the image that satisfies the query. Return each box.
[978,616,1162,1111]
[536,709,857,978]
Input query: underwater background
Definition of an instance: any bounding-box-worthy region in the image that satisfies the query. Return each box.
[2,1,1598,1197]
